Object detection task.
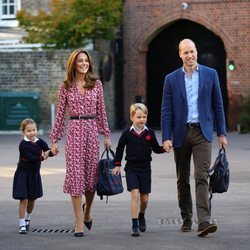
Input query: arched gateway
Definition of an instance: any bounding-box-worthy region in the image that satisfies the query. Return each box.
[122,1,249,131]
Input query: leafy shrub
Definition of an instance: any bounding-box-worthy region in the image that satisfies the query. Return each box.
[239,92,250,133]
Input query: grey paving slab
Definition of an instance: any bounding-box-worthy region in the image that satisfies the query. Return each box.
[0,131,250,250]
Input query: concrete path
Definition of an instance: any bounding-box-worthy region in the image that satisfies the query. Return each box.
[0,131,249,250]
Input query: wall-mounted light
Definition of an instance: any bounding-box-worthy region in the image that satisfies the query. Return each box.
[228,60,235,71]
[182,2,189,10]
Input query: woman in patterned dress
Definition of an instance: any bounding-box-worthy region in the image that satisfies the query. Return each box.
[50,49,111,237]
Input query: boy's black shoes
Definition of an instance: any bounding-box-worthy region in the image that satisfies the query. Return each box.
[138,214,146,232]
[131,227,140,237]
[197,221,217,237]
[180,219,192,232]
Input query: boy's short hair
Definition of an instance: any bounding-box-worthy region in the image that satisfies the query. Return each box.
[130,103,148,116]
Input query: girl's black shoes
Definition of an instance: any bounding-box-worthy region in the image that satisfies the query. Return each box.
[19,225,27,234]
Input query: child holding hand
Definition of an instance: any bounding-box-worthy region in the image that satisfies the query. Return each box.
[12,118,55,234]
[112,103,165,236]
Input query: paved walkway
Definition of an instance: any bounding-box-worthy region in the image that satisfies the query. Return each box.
[0,131,250,250]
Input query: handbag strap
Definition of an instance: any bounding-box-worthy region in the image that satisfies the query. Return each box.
[208,147,226,210]
[219,147,226,154]
[107,149,115,159]
[208,148,226,173]
[100,148,115,160]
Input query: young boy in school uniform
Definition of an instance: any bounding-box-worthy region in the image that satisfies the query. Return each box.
[112,103,165,236]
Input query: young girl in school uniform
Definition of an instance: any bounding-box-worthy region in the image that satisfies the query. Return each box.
[12,118,54,234]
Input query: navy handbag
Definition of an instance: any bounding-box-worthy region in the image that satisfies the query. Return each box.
[208,148,229,207]
[96,149,123,202]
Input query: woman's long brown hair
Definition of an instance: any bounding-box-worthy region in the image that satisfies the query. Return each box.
[63,49,98,90]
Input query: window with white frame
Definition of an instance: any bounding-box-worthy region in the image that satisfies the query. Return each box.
[0,0,20,27]
[1,0,19,19]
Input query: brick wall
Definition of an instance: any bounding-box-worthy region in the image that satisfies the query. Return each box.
[21,0,51,14]
[123,0,250,130]
[0,50,115,132]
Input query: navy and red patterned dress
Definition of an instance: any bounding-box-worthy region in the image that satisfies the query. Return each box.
[50,80,110,196]
[13,137,52,200]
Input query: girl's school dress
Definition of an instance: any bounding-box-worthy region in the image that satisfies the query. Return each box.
[12,136,53,200]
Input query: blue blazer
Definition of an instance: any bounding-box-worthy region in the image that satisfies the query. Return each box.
[161,64,226,148]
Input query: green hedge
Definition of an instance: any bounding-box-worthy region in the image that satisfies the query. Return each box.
[240,92,250,133]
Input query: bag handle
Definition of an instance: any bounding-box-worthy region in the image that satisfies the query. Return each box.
[208,147,227,209]
[100,148,115,160]
[208,148,226,173]
[219,147,226,155]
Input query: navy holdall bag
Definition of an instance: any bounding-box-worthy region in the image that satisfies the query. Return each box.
[209,148,229,206]
[96,149,123,202]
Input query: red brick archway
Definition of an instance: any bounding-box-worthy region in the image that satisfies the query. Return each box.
[123,1,249,130]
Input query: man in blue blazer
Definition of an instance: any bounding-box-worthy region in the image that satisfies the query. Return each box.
[161,39,227,237]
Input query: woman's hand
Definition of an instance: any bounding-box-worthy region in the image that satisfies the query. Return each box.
[104,138,111,150]
[51,143,59,155]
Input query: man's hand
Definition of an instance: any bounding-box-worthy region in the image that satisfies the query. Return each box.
[163,140,172,153]
[218,136,227,149]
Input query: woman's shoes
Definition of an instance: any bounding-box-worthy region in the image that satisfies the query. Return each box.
[74,225,84,237]
[74,231,84,237]
[82,203,93,230]
[84,220,92,231]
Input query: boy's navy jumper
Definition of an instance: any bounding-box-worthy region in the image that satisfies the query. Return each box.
[114,127,164,193]
[114,127,164,169]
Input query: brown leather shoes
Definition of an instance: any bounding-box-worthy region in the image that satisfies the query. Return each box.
[197,221,217,237]
[180,219,192,232]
